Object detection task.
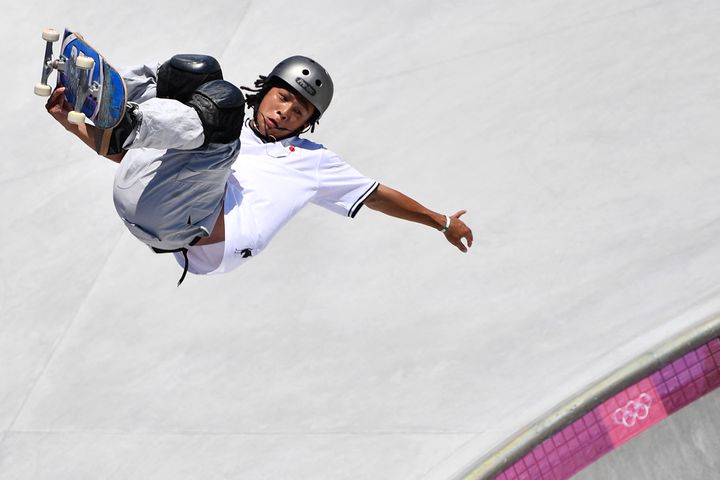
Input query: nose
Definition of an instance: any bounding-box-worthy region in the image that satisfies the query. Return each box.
[276,103,290,119]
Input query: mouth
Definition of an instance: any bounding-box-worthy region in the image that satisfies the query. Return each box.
[265,117,279,130]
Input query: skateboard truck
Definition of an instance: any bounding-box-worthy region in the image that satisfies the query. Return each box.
[35,28,96,125]
[66,55,96,125]
[35,29,61,97]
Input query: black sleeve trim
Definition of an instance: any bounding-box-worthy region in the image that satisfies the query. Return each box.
[349,181,380,218]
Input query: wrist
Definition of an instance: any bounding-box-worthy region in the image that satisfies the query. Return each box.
[440,214,451,233]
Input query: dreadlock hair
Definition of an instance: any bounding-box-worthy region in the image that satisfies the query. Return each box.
[240,75,322,134]
[240,75,269,111]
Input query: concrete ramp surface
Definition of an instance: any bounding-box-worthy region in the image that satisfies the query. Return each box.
[2,1,720,479]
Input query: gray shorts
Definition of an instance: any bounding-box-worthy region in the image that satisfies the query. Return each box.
[113,141,240,251]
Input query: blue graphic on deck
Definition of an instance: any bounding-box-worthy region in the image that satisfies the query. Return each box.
[58,30,125,129]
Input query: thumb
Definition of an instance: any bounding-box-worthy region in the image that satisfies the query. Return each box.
[451,210,467,219]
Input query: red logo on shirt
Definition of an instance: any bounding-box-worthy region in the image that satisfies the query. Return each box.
[289,146,296,153]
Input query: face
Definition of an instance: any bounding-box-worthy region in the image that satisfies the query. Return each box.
[255,86,316,139]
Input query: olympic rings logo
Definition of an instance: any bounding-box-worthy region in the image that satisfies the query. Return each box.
[613,393,653,428]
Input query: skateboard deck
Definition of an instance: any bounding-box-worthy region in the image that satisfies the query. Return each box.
[36,28,127,130]
[58,29,126,129]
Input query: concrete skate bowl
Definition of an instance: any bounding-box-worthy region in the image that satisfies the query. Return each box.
[456,316,720,480]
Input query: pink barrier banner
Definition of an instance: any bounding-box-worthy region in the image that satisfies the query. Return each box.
[496,338,720,479]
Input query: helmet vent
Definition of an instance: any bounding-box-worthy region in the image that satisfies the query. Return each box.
[316,79,322,87]
[302,69,310,75]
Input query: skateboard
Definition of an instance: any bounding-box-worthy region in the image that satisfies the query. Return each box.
[35,28,126,131]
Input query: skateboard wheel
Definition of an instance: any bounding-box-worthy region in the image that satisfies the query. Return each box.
[75,55,95,70]
[34,83,52,97]
[42,29,60,42]
[67,111,86,125]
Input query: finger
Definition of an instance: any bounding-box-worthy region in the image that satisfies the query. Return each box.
[445,232,467,253]
[45,87,66,110]
[45,91,58,109]
[452,210,467,219]
[466,229,474,248]
[50,86,65,101]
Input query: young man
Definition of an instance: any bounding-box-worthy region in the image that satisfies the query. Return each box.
[45,55,473,284]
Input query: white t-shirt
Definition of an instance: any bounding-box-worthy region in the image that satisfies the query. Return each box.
[177,126,378,274]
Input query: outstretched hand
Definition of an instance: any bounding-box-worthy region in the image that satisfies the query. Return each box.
[444,210,474,253]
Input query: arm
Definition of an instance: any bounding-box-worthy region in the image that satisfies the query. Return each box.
[45,87,126,163]
[43,63,164,162]
[47,85,206,153]
[363,184,474,252]
[43,63,161,163]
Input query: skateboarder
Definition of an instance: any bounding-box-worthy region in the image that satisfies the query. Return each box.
[45,55,474,284]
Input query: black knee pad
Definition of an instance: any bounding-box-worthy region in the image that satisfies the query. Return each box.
[186,80,245,146]
[157,54,223,103]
